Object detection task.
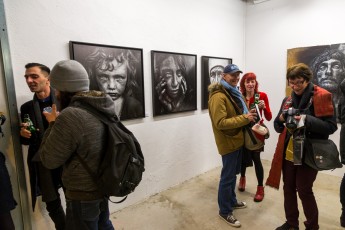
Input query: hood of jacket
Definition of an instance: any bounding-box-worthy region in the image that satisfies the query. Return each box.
[208,82,226,98]
[70,90,116,118]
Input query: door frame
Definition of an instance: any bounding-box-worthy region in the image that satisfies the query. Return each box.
[0,1,32,229]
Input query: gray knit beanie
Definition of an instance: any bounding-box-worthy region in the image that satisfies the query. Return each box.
[50,60,89,92]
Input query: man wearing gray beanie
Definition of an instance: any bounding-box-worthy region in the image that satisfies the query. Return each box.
[39,60,115,229]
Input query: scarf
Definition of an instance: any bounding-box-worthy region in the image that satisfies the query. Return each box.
[220,79,248,114]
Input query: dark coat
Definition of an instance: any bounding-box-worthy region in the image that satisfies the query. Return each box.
[0,152,17,213]
[266,84,337,189]
[339,79,345,163]
[39,91,116,200]
[20,87,63,210]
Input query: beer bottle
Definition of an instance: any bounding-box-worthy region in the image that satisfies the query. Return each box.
[23,114,36,132]
[250,93,260,110]
[254,93,260,104]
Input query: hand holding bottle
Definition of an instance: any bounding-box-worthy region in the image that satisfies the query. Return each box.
[258,100,266,109]
[20,114,36,138]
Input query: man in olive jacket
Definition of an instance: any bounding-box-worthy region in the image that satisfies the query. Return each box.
[208,64,257,228]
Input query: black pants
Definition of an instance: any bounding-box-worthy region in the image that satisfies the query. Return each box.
[0,213,15,230]
[46,197,66,230]
[240,150,264,186]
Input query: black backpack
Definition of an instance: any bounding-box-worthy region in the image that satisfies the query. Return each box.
[72,103,145,202]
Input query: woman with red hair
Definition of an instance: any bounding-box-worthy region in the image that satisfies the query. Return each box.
[238,72,272,202]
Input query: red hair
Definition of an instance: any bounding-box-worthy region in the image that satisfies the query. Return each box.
[239,72,259,96]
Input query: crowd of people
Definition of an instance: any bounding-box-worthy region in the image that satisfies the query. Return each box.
[3,57,343,230]
[208,62,342,230]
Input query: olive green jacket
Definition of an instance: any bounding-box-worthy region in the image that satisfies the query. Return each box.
[208,83,251,155]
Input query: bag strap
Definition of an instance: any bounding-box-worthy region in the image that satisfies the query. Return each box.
[283,93,313,112]
[71,102,111,179]
[223,91,258,145]
[73,102,116,125]
[244,126,258,144]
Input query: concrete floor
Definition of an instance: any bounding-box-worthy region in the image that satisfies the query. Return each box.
[110,160,343,229]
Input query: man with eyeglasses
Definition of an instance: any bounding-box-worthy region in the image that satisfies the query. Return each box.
[266,63,337,230]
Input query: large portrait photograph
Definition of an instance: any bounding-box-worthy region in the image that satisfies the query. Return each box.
[287,43,345,117]
[201,56,232,109]
[151,50,197,116]
[69,41,145,121]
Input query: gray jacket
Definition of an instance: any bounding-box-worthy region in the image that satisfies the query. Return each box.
[39,91,116,200]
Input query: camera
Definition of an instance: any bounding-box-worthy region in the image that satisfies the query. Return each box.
[282,107,300,129]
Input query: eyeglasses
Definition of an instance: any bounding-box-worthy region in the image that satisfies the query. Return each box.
[288,80,305,87]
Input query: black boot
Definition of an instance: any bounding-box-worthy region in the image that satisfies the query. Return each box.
[49,206,66,230]
[46,199,66,230]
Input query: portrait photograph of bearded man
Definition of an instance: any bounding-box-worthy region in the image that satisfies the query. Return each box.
[201,56,232,110]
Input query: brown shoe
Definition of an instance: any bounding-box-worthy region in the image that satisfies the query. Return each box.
[254,186,264,202]
[238,176,246,192]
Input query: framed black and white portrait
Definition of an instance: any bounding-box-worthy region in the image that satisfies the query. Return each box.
[151,50,197,116]
[69,41,145,121]
[201,56,232,109]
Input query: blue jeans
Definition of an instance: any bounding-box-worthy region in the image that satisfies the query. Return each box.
[65,198,114,230]
[218,149,242,215]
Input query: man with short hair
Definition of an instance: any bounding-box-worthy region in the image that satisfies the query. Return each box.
[208,64,257,228]
[20,63,65,230]
[38,60,114,230]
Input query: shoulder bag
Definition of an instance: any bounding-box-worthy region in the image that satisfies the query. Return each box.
[244,126,265,150]
[304,138,342,171]
[244,104,270,151]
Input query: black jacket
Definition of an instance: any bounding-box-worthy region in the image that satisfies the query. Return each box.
[274,83,337,147]
[20,87,63,210]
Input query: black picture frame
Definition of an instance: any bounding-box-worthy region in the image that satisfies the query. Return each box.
[201,56,232,110]
[69,41,145,121]
[151,50,197,116]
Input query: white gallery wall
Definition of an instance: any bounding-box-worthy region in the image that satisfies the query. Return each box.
[245,0,345,177]
[3,0,246,228]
